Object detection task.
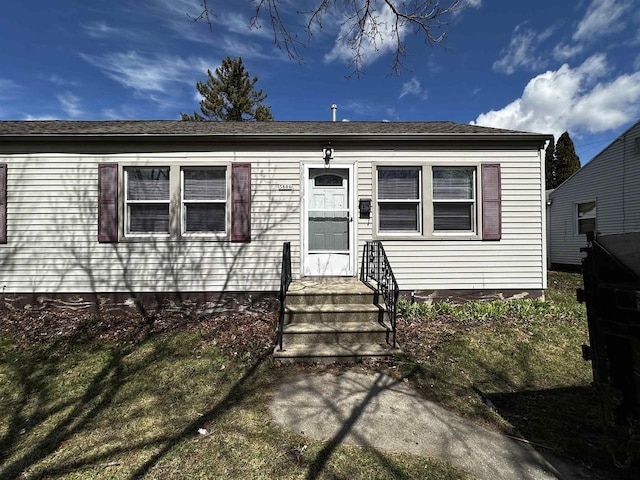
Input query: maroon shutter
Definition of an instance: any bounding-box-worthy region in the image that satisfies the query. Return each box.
[482,163,502,240]
[98,163,118,243]
[0,164,6,244]
[231,163,251,242]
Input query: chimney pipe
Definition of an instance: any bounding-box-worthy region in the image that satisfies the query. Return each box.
[331,104,337,122]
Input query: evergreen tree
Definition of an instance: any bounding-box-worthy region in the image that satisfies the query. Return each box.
[544,136,555,189]
[181,57,273,121]
[545,131,580,189]
[554,131,580,187]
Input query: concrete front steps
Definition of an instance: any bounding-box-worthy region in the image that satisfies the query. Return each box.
[274,277,398,363]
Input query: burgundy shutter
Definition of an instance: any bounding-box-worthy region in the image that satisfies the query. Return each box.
[98,163,119,243]
[0,164,6,244]
[481,163,502,240]
[231,163,251,242]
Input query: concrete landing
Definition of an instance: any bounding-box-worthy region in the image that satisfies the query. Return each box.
[271,371,592,480]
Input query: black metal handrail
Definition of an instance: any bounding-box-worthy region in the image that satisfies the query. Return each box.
[360,240,399,348]
[277,241,292,351]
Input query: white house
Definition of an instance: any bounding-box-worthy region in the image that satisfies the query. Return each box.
[548,119,640,268]
[0,120,549,308]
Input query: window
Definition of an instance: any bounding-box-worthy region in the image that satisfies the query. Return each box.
[374,164,500,240]
[576,201,596,235]
[182,167,226,234]
[125,167,170,234]
[377,167,421,232]
[432,167,476,233]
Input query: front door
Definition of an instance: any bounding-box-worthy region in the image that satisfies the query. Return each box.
[303,166,354,276]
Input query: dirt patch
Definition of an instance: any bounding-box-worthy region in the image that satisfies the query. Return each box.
[0,298,278,359]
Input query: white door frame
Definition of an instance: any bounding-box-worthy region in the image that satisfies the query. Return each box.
[301,162,356,276]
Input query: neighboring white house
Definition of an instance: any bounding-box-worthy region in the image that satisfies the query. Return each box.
[0,120,549,306]
[548,119,640,268]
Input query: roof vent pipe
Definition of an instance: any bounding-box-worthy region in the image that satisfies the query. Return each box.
[331,104,337,122]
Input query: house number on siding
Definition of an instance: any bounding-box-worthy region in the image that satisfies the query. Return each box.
[278,184,294,191]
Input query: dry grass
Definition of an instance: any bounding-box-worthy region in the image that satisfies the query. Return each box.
[0,307,468,480]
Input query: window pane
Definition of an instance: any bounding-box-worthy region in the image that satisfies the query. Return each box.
[129,204,169,233]
[578,218,596,234]
[433,168,473,199]
[434,203,472,231]
[378,168,419,199]
[127,168,169,200]
[185,204,225,232]
[184,168,226,200]
[577,201,596,218]
[379,203,418,231]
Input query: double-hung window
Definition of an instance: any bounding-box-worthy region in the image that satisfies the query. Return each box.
[182,167,227,234]
[432,167,476,233]
[576,201,596,235]
[125,167,170,234]
[377,167,421,233]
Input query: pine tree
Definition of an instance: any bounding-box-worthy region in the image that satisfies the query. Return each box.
[181,57,273,121]
[544,136,555,190]
[545,131,580,189]
[554,131,580,187]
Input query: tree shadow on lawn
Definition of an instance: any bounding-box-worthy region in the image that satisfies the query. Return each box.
[488,386,640,479]
[0,316,275,480]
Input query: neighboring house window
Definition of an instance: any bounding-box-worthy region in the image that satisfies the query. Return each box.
[576,201,596,235]
[432,167,476,233]
[182,167,227,234]
[125,167,170,234]
[377,167,421,232]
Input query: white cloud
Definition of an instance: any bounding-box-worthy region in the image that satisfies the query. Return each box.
[472,54,640,139]
[45,74,78,87]
[552,43,584,62]
[82,22,141,41]
[324,2,408,68]
[57,92,83,118]
[399,78,428,100]
[80,51,209,94]
[573,0,633,42]
[23,114,57,121]
[493,24,550,74]
[465,0,482,8]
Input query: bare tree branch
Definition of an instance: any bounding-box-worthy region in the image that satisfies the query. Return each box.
[195,0,466,76]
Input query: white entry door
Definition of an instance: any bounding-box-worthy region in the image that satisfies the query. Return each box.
[303,166,354,276]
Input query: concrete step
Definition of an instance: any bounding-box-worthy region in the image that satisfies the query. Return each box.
[282,321,389,345]
[273,342,399,363]
[286,291,376,306]
[284,303,385,324]
[286,278,376,306]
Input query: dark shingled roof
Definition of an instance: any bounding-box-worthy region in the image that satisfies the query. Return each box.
[0,120,549,140]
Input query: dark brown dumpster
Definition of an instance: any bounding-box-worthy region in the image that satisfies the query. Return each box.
[579,231,640,422]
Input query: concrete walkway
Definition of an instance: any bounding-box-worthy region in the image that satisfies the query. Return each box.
[271,371,592,480]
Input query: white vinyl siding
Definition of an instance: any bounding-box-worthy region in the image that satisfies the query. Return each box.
[0,142,546,294]
[549,120,640,266]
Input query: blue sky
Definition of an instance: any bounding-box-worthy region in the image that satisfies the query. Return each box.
[0,0,638,162]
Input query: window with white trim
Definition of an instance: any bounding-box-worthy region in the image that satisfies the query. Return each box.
[576,201,596,235]
[182,167,227,234]
[125,167,170,234]
[432,167,476,233]
[377,167,421,232]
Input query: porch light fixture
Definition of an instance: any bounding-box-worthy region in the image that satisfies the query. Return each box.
[323,144,333,165]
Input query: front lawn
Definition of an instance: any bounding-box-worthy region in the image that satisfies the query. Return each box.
[1,272,637,479]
